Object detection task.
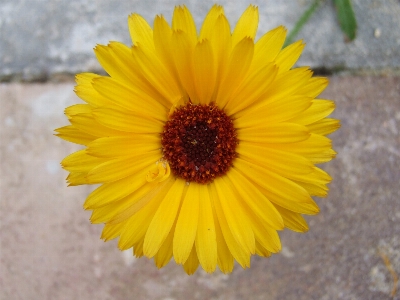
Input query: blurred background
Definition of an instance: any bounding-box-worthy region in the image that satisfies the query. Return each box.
[1,0,399,299]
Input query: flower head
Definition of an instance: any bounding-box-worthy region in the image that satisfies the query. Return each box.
[56,4,339,274]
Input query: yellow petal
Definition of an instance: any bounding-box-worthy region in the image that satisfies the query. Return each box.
[235,95,311,126]
[215,37,254,108]
[226,168,284,230]
[214,177,255,255]
[171,30,197,103]
[143,179,186,257]
[54,125,96,145]
[116,178,175,250]
[74,73,110,107]
[235,158,319,215]
[86,150,160,183]
[251,217,281,253]
[173,183,199,264]
[236,123,310,144]
[199,4,224,40]
[265,67,313,100]
[86,135,161,158]
[105,188,160,224]
[208,184,234,273]
[133,239,144,257]
[128,13,154,51]
[92,76,168,118]
[221,175,281,254]
[297,76,329,98]
[275,40,305,74]
[90,193,141,225]
[232,5,258,47]
[100,42,171,105]
[274,205,309,233]
[69,113,130,137]
[93,43,139,86]
[251,26,287,72]
[307,118,341,136]
[92,107,163,134]
[153,15,173,63]
[234,67,312,118]
[294,180,329,198]
[154,218,175,269]
[193,39,216,104]
[210,183,250,268]
[132,43,181,104]
[108,182,164,225]
[209,14,232,86]
[64,104,91,118]
[183,245,199,275]
[66,172,88,186]
[153,15,184,94]
[303,148,337,164]
[237,143,314,176]
[225,63,278,115]
[271,133,335,164]
[172,5,197,46]
[255,240,272,257]
[101,222,126,241]
[289,166,332,187]
[61,149,107,173]
[288,99,336,125]
[83,172,148,209]
[195,185,217,273]
[270,164,331,198]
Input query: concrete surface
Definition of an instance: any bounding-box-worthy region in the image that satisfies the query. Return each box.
[1,75,399,300]
[1,0,400,81]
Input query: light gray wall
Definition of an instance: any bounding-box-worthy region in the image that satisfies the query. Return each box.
[1,0,399,80]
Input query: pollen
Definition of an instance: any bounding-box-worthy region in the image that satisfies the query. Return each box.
[161,102,238,184]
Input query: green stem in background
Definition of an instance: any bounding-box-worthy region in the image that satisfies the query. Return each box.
[284,0,323,47]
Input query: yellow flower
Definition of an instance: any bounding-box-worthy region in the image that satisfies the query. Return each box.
[56,4,340,275]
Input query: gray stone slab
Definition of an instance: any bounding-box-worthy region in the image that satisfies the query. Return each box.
[1,76,399,299]
[1,0,400,81]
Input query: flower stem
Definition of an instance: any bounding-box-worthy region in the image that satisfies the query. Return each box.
[284,0,323,47]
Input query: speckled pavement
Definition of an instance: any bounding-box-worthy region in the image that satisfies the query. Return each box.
[1,75,399,300]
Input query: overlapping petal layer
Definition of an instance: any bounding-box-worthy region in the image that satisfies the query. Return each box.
[56,4,339,275]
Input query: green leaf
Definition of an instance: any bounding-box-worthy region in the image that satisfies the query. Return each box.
[333,0,357,41]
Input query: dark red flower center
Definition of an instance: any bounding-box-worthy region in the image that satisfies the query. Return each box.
[161,102,238,184]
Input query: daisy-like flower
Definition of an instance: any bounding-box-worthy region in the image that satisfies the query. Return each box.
[56,4,339,274]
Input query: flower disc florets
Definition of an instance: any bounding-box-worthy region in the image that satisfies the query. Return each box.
[161,102,238,184]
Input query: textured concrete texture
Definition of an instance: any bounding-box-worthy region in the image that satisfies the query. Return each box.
[1,0,400,81]
[1,75,399,299]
